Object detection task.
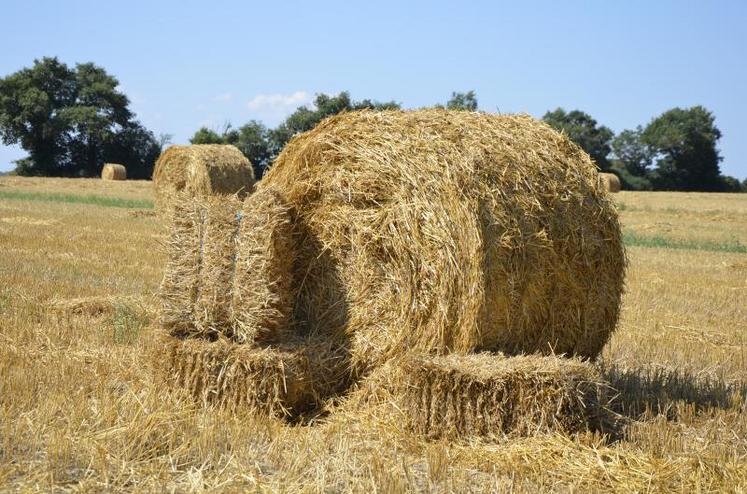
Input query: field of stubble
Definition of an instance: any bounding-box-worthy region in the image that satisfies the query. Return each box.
[0,176,745,493]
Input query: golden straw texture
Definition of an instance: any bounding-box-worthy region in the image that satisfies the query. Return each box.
[152,144,255,212]
[261,109,626,372]
[101,163,126,180]
[599,172,622,193]
[343,352,614,439]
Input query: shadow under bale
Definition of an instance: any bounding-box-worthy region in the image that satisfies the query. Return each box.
[601,363,747,420]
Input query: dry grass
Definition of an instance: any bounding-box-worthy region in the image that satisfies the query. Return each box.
[1,176,746,492]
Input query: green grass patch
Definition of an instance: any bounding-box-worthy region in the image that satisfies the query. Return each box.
[0,189,153,209]
[624,231,747,253]
[111,303,148,345]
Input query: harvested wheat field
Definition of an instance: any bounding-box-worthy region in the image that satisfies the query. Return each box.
[1,171,746,491]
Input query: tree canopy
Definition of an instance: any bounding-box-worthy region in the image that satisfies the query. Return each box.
[542,108,614,170]
[446,91,478,111]
[0,57,160,178]
[611,126,652,177]
[642,106,724,191]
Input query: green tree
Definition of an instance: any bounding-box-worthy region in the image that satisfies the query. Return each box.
[719,175,743,193]
[230,121,272,178]
[642,106,723,191]
[0,57,160,177]
[189,127,224,144]
[611,126,652,177]
[446,90,478,111]
[542,108,614,170]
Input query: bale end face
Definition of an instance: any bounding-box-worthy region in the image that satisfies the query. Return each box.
[155,335,351,416]
[346,353,615,439]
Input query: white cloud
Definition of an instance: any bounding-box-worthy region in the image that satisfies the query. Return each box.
[246,91,312,124]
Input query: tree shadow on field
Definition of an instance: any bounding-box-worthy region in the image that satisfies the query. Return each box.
[600,363,747,420]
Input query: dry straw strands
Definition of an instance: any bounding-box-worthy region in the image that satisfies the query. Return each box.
[156,109,626,422]
[157,334,350,416]
[261,109,626,372]
[158,189,295,343]
[599,172,622,193]
[152,144,255,212]
[231,187,295,344]
[48,295,144,317]
[101,163,126,180]
[343,353,614,439]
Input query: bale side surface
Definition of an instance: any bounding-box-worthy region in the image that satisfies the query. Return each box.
[262,110,626,371]
[194,195,244,336]
[101,163,126,180]
[599,172,621,193]
[345,353,613,439]
[230,186,296,344]
[158,196,204,338]
[152,144,255,212]
[157,335,351,416]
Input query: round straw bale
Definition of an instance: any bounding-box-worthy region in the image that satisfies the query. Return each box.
[599,172,621,193]
[101,163,126,180]
[260,109,625,371]
[152,144,255,212]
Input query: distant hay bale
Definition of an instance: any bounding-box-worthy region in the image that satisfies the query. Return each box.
[158,334,350,416]
[343,353,614,439]
[152,144,255,212]
[101,163,126,181]
[599,172,621,193]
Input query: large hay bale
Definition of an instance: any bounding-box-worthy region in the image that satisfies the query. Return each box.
[152,144,255,212]
[101,163,126,180]
[259,110,625,372]
[342,353,614,439]
[155,109,626,418]
[599,172,621,193]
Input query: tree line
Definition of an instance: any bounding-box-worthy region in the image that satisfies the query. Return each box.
[1,58,744,191]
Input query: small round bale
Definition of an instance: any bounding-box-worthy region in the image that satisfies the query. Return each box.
[599,172,621,193]
[101,163,126,180]
[259,110,626,371]
[152,144,255,212]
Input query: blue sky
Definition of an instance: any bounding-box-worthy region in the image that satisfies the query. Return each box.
[1,0,745,178]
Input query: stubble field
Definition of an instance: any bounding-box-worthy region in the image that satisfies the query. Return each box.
[0,176,746,492]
